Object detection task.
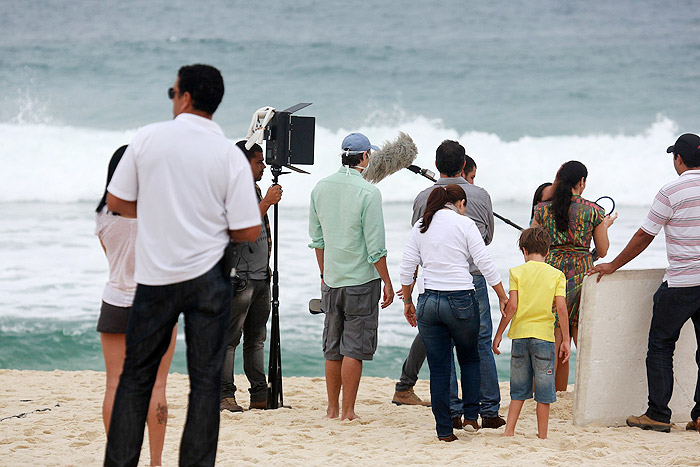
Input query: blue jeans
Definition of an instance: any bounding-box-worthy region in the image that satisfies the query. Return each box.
[417,289,480,438]
[510,338,556,403]
[105,261,232,467]
[396,275,500,419]
[646,282,700,424]
[473,274,501,417]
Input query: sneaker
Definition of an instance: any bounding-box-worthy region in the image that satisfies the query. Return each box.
[249,400,267,410]
[686,418,699,431]
[392,388,431,407]
[626,414,671,433]
[482,415,506,429]
[463,419,480,432]
[452,416,462,429]
[220,396,243,412]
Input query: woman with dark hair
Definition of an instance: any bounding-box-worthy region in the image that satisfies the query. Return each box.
[95,145,176,467]
[530,182,553,224]
[399,184,508,442]
[531,161,617,391]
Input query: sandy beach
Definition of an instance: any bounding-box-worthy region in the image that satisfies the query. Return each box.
[1,370,698,466]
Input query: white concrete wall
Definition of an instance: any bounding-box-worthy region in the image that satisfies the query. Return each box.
[573,269,697,426]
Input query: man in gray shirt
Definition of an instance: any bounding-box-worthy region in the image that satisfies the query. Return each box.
[220,141,282,412]
[393,139,505,430]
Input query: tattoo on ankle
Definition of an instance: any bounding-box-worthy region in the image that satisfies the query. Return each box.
[156,403,168,424]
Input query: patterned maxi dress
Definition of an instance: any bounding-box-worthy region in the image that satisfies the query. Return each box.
[533,195,604,327]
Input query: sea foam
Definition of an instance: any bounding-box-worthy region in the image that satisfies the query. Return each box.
[0,116,679,206]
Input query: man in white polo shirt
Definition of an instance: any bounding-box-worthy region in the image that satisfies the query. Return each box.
[591,133,700,434]
[105,64,261,466]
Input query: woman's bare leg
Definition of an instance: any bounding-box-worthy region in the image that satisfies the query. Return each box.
[146,326,177,466]
[553,327,568,391]
[101,333,126,434]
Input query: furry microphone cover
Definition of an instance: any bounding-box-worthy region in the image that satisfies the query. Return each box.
[362,132,418,184]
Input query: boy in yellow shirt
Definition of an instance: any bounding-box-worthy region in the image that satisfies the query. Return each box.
[492,227,571,439]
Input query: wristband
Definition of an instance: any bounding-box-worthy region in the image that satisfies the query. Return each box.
[403,297,412,304]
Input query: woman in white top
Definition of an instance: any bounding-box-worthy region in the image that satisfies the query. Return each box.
[400,184,508,442]
[95,145,176,467]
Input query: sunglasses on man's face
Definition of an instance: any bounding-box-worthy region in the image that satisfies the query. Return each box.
[168,87,176,99]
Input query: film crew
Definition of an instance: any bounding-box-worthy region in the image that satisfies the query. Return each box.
[105,64,261,466]
[393,140,506,430]
[590,133,700,433]
[220,141,282,412]
[309,132,395,421]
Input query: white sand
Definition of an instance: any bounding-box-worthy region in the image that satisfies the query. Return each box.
[1,369,698,466]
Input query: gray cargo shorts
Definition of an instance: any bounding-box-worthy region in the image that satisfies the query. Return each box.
[321,279,381,361]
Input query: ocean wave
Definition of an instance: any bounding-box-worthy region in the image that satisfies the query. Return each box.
[0,115,680,206]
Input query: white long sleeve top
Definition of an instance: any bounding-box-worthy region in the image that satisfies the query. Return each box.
[399,209,501,291]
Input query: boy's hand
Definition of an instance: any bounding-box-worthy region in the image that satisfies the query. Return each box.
[492,334,502,355]
[559,341,571,363]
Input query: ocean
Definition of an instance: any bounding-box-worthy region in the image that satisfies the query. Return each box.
[1,0,697,382]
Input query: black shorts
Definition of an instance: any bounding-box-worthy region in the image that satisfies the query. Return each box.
[96,301,130,333]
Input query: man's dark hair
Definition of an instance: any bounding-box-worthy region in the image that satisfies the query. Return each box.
[435,140,466,177]
[518,227,551,256]
[465,154,477,175]
[341,151,364,167]
[177,64,224,115]
[677,151,700,169]
[235,140,263,161]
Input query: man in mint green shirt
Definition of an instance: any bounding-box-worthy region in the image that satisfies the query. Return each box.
[309,132,395,421]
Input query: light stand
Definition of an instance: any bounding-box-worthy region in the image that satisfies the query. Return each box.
[266,165,289,409]
[247,102,314,410]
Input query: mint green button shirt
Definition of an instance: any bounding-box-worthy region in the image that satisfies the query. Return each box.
[309,167,388,288]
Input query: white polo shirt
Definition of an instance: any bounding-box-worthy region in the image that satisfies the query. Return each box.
[640,169,700,287]
[108,113,260,286]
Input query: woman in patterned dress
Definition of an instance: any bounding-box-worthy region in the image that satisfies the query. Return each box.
[531,161,617,391]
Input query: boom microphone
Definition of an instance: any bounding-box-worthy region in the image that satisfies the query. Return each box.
[362,132,418,184]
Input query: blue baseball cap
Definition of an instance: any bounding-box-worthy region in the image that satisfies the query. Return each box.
[341,132,379,154]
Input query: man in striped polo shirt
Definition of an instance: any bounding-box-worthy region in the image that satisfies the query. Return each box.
[592,133,700,433]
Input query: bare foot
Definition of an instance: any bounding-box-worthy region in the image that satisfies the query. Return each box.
[537,433,547,439]
[501,431,514,437]
[341,411,359,421]
[326,405,339,419]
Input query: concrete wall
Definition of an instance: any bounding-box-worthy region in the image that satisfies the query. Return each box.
[573,269,697,426]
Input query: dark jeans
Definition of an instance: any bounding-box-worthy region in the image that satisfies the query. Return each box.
[221,277,271,402]
[417,289,480,438]
[645,281,700,424]
[396,274,501,417]
[104,261,232,467]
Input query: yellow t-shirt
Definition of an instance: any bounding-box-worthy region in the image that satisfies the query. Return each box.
[507,261,566,342]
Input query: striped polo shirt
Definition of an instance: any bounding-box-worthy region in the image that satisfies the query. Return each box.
[641,169,700,287]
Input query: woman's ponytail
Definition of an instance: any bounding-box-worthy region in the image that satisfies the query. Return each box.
[552,161,588,232]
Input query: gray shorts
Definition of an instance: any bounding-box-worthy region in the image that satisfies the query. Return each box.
[321,279,380,361]
[96,301,130,333]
